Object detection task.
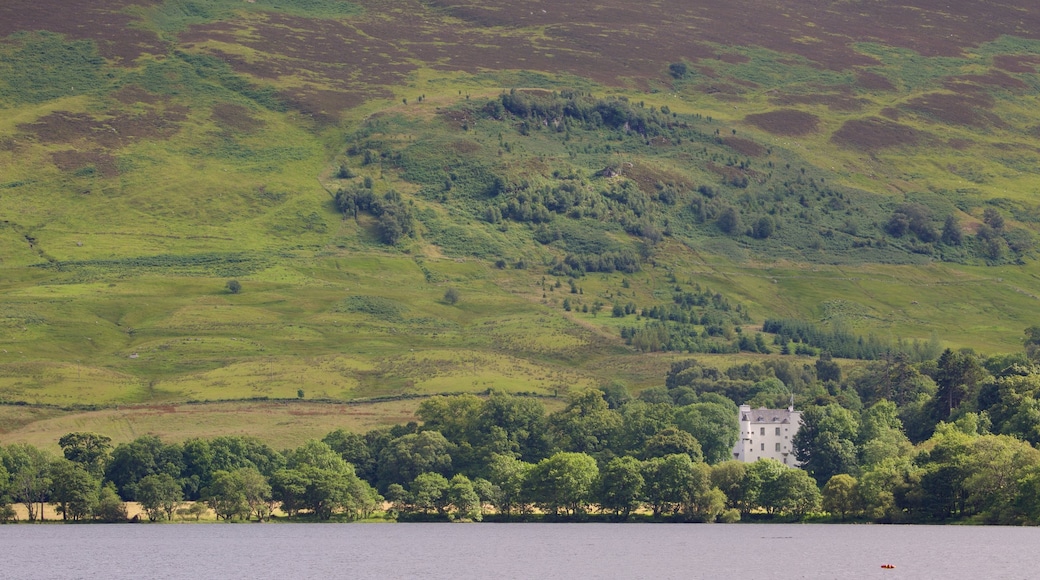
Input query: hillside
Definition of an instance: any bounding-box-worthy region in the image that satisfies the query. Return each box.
[3,0,1040,446]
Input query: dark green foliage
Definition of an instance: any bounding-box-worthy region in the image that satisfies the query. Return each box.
[32,253,264,279]
[717,206,742,235]
[59,432,112,479]
[752,216,775,239]
[928,349,987,423]
[620,284,752,353]
[763,319,893,360]
[342,90,1002,268]
[443,287,460,305]
[335,186,415,245]
[0,32,107,104]
[668,62,689,79]
[176,52,287,112]
[226,279,241,294]
[338,295,407,321]
[793,405,859,486]
[104,435,184,501]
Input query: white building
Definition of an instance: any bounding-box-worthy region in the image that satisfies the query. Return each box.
[732,404,801,466]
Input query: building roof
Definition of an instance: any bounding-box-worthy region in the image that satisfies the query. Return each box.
[741,406,799,424]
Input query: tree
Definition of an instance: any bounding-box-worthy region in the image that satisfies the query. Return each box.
[528,452,599,516]
[49,459,99,522]
[822,474,860,520]
[58,432,112,478]
[299,466,354,520]
[642,427,703,462]
[815,352,842,384]
[270,469,308,517]
[596,456,644,519]
[766,468,821,517]
[668,62,689,79]
[550,389,623,454]
[717,206,742,235]
[752,216,775,239]
[598,381,631,410]
[447,474,482,521]
[642,454,694,518]
[93,483,128,523]
[683,461,724,522]
[443,287,460,305]
[376,431,453,490]
[411,472,450,516]
[709,460,744,505]
[226,279,241,294]
[963,434,1040,523]
[983,207,1005,230]
[474,392,552,463]
[793,404,859,486]
[742,458,785,514]
[616,401,676,456]
[484,453,534,517]
[322,429,374,481]
[0,455,10,518]
[231,467,274,521]
[105,435,184,501]
[137,473,183,521]
[205,470,249,521]
[674,401,739,464]
[941,215,963,245]
[929,349,987,423]
[282,439,371,520]
[5,443,52,522]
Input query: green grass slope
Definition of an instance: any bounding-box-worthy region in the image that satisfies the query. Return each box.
[2,0,1040,441]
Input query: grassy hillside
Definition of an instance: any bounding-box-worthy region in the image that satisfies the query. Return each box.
[2,0,1040,444]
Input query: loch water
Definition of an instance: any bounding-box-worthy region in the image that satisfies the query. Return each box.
[1,522,1036,579]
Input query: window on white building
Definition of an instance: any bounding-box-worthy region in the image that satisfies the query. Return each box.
[760,427,765,436]
[760,443,765,451]
[775,427,781,436]
[775,442,781,452]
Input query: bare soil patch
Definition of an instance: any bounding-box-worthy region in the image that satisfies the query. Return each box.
[993,55,1040,73]
[947,70,1029,92]
[831,117,924,151]
[744,109,819,136]
[212,103,265,133]
[20,109,186,149]
[722,136,766,157]
[855,71,895,91]
[904,92,1005,129]
[0,0,163,64]
[112,85,164,106]
[51,150,119,177]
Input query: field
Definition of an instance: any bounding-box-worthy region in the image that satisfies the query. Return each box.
[3,0,1040,445]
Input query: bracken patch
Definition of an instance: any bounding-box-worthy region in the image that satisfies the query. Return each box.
[830,117,924,151]
[744,110,819,136]
[51,149,119,177]
[904,92,1005,129]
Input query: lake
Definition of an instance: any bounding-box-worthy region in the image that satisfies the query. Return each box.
[1,523,1036,579]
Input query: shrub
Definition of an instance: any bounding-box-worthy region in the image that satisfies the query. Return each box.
[444,288,460,305]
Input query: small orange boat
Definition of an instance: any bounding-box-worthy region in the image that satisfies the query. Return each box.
[881,564,896,569]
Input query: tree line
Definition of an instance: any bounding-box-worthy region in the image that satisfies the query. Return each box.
[4,330,1040,524]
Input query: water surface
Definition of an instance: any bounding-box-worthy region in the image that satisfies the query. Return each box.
[1,523,1035,579]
